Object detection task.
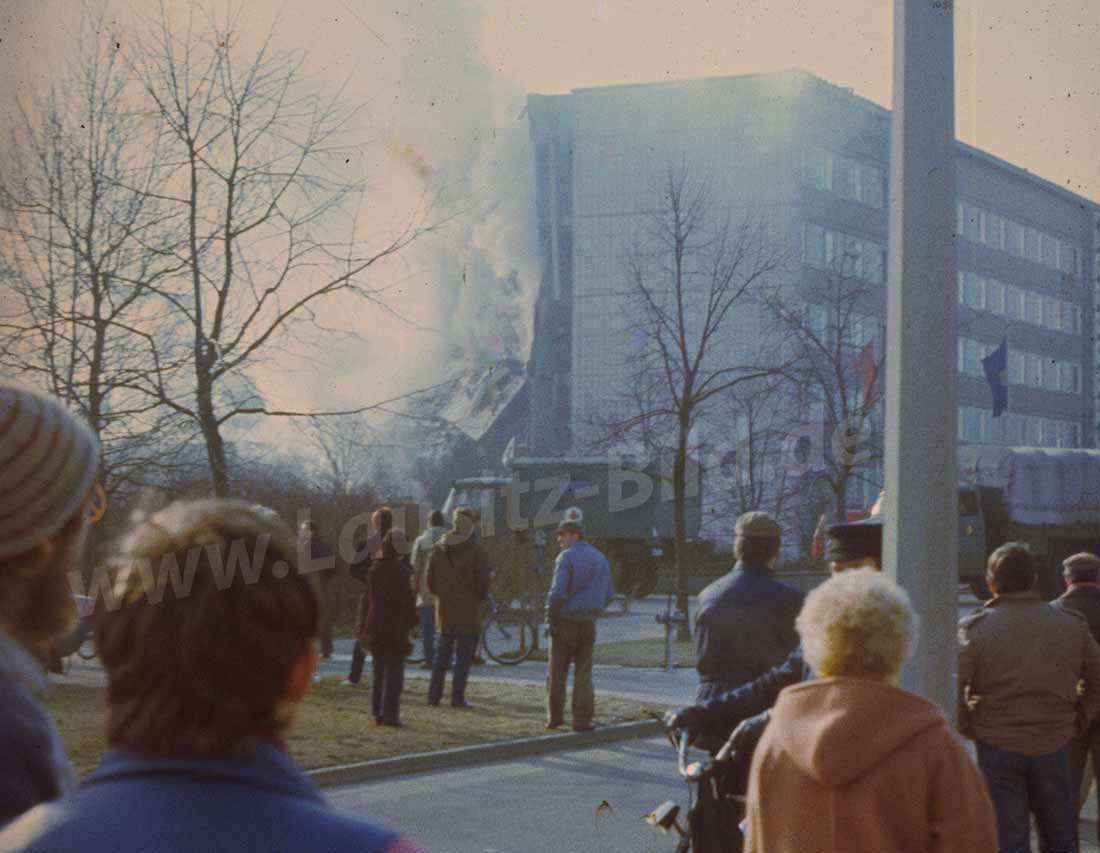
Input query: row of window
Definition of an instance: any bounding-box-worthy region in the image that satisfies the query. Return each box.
[957,270,1082,334]
[801,148,887,210]
[957,337,1082,395]
[956,201,1082,277]
[802,224,887,284]
[958,406,1081,448]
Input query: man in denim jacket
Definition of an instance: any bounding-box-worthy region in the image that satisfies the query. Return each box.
[545,507,614,732]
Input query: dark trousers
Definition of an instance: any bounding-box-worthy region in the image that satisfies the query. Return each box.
[348,641,367,684]
[975,741,1077,853]
[371,653,405,723]
[1068,726,1100,845]
[318,579,334,658]
[547,620,596,729]
[428,633,477,706]
[418,605,436,666]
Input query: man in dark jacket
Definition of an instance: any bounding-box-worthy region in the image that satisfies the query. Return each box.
[1051,552,1100,844]
[668,516,883,756]
[959,543,1100,853]
[0,384,99,827]
[426,507,492,708]
[0,500,422,853]
[693,513,802,710]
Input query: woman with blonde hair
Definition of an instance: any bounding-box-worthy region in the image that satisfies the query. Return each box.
[744,569,996,853]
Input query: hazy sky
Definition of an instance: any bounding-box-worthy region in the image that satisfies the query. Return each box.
[1,0,1096,458]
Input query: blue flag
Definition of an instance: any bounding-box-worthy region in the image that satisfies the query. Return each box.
[981,338,1008,417]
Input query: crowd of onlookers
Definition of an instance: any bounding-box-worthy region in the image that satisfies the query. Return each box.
[674,509,1100,852]
[4,380,1100,852]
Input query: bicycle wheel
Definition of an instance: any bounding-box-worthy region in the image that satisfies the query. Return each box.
[482,611,538,665]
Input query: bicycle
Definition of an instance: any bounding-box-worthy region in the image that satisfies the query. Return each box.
[480,593,540,665]
[646,713,747,852]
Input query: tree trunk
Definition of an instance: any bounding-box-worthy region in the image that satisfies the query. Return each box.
[195,358,229,496]
[673,419,691,642]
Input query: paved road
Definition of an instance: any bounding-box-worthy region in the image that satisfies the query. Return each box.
[328,736,681,853]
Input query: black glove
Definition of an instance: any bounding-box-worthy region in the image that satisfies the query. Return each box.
[664,705,707,734]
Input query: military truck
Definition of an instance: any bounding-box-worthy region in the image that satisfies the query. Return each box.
[442,455,703,598]
[958,446,1100,600]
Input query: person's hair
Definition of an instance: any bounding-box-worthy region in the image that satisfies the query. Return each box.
[1064,552,1100,584]
[373,506,393,540]
[987,542,1036,593]
[735,536,781,565]
[0,509,84,647]
[428,509,446,528]
[95,499,319,758]
[797,568,917,679]
[381,529,409,561]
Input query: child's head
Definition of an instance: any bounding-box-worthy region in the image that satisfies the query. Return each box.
[0,384,100,647]
[99,499,319,756]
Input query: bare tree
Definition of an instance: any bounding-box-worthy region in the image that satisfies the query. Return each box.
[764,242,885,523]
[599,161,787,632]
[121,5,437,495]
[0,6,193,497]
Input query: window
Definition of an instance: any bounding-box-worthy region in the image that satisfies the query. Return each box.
[802,148,826,190]
[957,272,965,304]
[965,340,983,377]
[964,273,985,309]
[804,224,826,266]
[1007,350,1024,385]
[1059,242,1078,275]
[864,245,885,284]
[1041,234,1059,268]
[1024,417,1041,445]
[986,279,1005,315]
[1059,363,1078,394]
[833,156,856,200]
[1005,219,1024,256]
[1043,296,1060,331]
[984,214,1004,250]
[1004,284,1022,320]
[1025,353,1041,388]
[1025,292,1042,326]
[1024,227,1041,262]
[1044,358,1061,392]
[963,204,981,242]
[862,165,885,208]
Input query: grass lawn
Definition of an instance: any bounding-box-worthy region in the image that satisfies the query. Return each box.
[46,677,665,778]
[528,636,695,668]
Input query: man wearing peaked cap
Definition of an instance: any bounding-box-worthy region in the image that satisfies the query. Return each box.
[545,506,614,732]
[0,383,100,825]
[824,515,883,569]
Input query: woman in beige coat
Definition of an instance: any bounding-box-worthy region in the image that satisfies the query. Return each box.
[744,569,997,853]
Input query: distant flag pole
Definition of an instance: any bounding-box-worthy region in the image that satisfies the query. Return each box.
[981,337,1008,417]
[854,339,876,408]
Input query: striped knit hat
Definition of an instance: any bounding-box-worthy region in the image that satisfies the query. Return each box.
[0,384,100,560]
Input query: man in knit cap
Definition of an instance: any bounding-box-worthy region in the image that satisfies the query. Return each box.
[0,383,99,825]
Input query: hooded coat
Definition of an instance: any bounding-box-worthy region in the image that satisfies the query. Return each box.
[744,677,996,853]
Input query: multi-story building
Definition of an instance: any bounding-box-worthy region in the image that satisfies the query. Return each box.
[524,70,1098,509]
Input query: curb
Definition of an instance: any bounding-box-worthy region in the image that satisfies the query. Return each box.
[309,718,662,789]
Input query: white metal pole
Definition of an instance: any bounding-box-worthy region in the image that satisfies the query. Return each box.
[883,0,958,715]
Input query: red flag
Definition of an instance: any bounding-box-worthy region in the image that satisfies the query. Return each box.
[854,340,875,408]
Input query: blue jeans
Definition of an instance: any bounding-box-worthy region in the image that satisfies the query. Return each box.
[370,653,405,723]
[418,605,436,666]
[428,633,478,706]
[975,741,1077,853]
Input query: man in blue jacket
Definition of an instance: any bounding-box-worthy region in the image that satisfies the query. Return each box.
[0,500,423,853]
[546,506,614,732]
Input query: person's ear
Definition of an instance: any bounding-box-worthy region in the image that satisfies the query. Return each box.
[285,640,319,703]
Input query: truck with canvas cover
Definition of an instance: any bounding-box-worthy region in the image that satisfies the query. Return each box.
[442,455,703,599]
[958,446,1100,600]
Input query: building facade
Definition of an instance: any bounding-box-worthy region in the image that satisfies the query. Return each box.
[525,70,1098,506]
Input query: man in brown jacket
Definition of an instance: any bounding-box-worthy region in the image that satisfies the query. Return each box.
[958,542,1100,853]
[426,507,492,708]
